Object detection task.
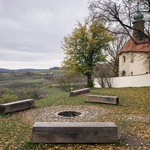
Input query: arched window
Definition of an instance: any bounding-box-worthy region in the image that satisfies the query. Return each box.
[123,55,126,63]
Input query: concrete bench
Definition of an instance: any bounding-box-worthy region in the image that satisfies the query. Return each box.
[0,99,35,114]
[86,95,119,105]
[70,88,90,96]
[32,122,118,143]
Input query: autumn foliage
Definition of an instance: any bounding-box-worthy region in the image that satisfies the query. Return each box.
[62,19,113,87]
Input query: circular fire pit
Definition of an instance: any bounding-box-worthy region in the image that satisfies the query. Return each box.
[58,111,81,117]
[22,105,106,123]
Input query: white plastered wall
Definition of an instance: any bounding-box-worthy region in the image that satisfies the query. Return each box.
[94,74,150,88]
[119,52,149,76]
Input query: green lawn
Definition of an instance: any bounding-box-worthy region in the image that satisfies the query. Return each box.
[0,87,150,150]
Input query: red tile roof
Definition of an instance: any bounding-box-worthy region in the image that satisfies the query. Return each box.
[119,37,150,54]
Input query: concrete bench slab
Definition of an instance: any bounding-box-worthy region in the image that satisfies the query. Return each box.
[70,88,90,96]
[0,99,35,114]
[32,122,118,143]
[86,95,119,105]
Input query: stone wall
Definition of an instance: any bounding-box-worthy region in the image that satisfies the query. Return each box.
[94,74,150,88]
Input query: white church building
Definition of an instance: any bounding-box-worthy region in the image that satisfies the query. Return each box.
[94,5,150,88]
[118,5,150,76]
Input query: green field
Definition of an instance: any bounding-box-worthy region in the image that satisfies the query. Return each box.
[0,71,63,104]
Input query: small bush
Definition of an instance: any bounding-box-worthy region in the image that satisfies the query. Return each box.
[0,94,18,104]
[0,88,9,96]
[56,73,86,92]
[32,89,48,100]
[16,88,48,100]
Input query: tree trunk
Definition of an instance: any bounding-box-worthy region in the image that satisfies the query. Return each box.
[86,73,93,87]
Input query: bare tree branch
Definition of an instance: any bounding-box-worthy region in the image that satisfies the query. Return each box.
[89,0,150,44]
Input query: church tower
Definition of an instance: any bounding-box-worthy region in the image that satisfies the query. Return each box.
[132,2,145,40]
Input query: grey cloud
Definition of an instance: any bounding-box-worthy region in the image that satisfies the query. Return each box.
[0,0,89,69]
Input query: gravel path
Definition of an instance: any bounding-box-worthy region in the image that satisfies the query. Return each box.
[21,105,107,125]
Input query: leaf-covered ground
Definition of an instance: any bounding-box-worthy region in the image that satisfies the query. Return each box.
[0,87,150,150]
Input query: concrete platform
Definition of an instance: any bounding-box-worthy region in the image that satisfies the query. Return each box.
[70,88,90,96]
[86,95,119,105]
[0,99,35,114]
[32,122,118,143]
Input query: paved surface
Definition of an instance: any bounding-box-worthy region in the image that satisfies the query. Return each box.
[21,105,107,125]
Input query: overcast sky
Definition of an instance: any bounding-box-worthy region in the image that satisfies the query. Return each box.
[0,0,89,69]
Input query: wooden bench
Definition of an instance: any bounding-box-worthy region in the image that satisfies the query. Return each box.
[70,88,90,96]
[0,99,35,114]
[32,122,118,143]
[86,95,119,105]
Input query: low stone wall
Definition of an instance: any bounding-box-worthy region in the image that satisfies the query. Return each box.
[94,74,150,88]
[32,122,118,143]
[0,99,34,114]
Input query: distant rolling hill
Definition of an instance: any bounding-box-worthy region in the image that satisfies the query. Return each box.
[0,67,60,73]
[0,68,10,73]
[0,68,47,73]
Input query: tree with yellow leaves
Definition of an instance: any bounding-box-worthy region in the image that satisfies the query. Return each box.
[62,18,113,87]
